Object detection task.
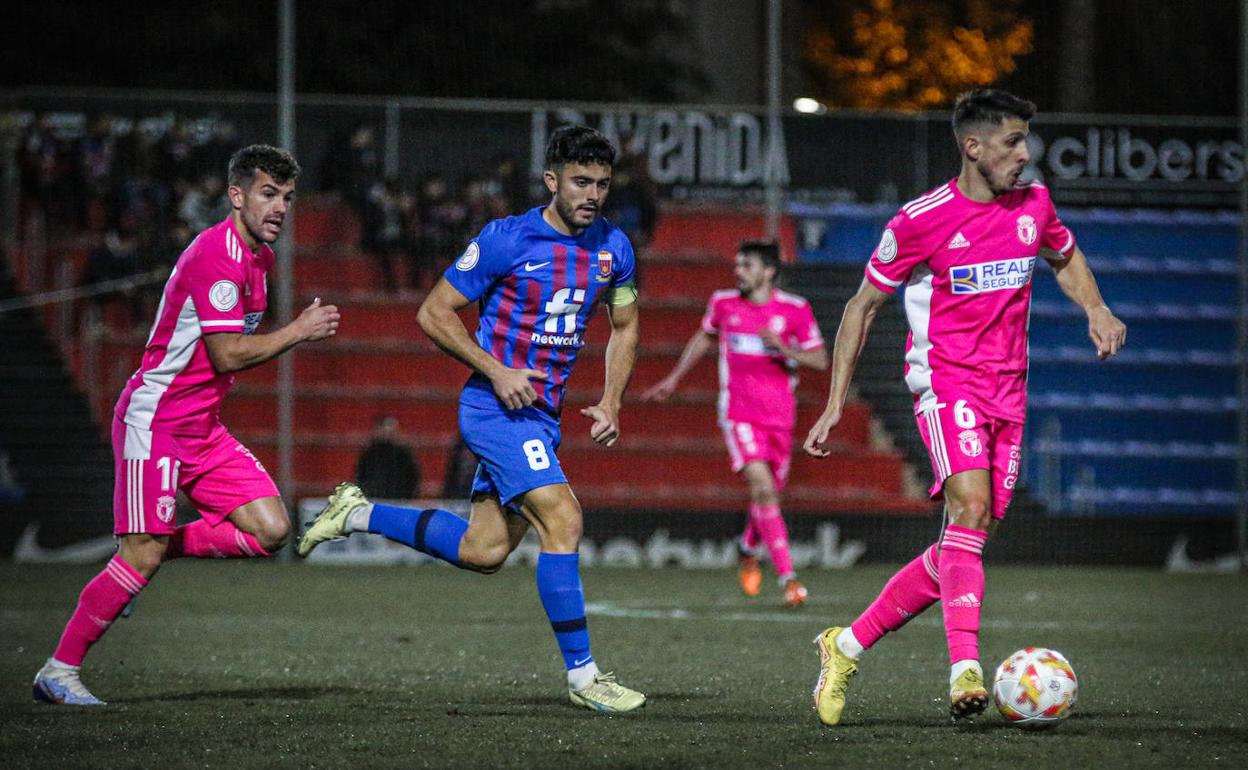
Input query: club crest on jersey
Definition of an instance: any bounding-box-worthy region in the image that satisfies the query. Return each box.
[1016,214,1037,245]
[595,250,614,283]
[209,280,240,312]
[876,228,898,263]
[950,257,1036,294]
[958,429,983,458]
[456,242,480,271]
[156,495,176,523]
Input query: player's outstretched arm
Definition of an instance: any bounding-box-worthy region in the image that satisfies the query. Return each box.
[582,299,639,446]
[803,279,888,458]
[203,297,340,373]
[640,329,715,401]
[417,277,546,409]
[1045,245,1127,360]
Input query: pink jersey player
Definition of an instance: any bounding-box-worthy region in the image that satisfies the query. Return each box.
[864,177,1073,516]
[645,241,827,607]
[805,90,1126,726]
[701,287,824,482]
[35,145,341,707]
[111,218,280,534]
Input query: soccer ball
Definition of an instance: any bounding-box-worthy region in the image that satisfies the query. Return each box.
[993,647,1078,729]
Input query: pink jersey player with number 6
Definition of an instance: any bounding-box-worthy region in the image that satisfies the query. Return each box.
[803,89,1127,726]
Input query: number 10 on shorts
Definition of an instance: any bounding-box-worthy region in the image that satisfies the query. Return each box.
[523,439,551,470]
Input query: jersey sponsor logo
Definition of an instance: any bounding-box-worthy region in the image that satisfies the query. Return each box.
[456,242,480,271]
[875,228,898,263]
[530,331,583,347]
[209,280,240,311]
[949,257,1036,294]
[727,332,772,356]
[243,311,264,335]
[524,260,551,271]
[958,429,983,457]
[595,250,613,283]
[948,231,971,249]
[1017,214,1038,245]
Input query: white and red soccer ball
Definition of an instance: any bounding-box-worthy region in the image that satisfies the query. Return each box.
[993,647,1079,729]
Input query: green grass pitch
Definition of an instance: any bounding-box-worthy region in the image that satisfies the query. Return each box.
[2,561,1245,768]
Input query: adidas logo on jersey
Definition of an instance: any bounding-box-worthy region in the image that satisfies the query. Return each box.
[948,232,971,249]
[948,592,981,608]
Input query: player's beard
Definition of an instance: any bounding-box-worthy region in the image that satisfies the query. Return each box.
[979,158,1024,198]
[554,195,596,232]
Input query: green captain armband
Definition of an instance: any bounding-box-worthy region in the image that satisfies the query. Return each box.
[605,282,638,306]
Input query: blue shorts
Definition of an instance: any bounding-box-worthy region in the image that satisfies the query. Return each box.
[458,399,566,506]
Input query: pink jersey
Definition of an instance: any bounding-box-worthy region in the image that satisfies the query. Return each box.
[701,288,824,430]
[115,218,274,435]
[864,178,1075,423]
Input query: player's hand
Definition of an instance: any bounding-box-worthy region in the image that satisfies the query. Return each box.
[640,376,677,402]
[1088,305,1127,360]
[298,297,340,341]
[759,327,784,351]
[580,403,620,446]
[802,406,843,458]
[490,367,547,410]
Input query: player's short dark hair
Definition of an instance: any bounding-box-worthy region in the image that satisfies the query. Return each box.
[739,240,781,270]
[227,144,301,188]
[545,126,616,171]
[952,89,1036,138]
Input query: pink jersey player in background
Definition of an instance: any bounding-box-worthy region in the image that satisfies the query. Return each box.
[643,241,828,607]
[33,145,341,706]
[804,89,1127,727]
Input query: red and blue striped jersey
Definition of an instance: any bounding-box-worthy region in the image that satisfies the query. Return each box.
[445,206,637,415]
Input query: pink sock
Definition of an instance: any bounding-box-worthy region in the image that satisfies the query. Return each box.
[938,525,988,664]
[53,555,148,666]
[740,518,761,553]
[750,503,794,579]
[850,543,942,650]
[166,519,270,559]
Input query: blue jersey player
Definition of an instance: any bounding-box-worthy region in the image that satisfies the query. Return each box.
[298,126,645,713]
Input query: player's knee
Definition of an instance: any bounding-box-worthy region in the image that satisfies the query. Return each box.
[253,516,291,553]
[118,537,167,577]
[949,497,992,530]
[458,531,511,574]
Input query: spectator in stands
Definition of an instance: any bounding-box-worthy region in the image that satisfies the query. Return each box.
[0,449,26,505]
[178,172,229,233]
[441,433,478,500]
[411,173,467,289]
[361,177,415,293]
[80,215,147,325]
[321,123,382,222]
[355,415,421,501]
[603,151,657,253]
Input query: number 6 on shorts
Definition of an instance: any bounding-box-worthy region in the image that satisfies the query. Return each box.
[522,438,551,470]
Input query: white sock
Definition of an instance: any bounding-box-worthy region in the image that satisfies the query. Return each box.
[835,627,864,660]
[567,661,600,690]
[46,657,78,671]
[950,659,982,684]
[777,572,796,586]
[344,503,374,533]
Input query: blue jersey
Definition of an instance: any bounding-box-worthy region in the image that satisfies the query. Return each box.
[444,206,637,415]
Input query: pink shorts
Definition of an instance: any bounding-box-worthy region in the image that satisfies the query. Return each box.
[915,398,1023,520]
[720,420,792,490]
[112,417,280,535]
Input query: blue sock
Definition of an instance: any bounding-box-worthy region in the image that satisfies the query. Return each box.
[368,503,467,565]
[536,552,593,671]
